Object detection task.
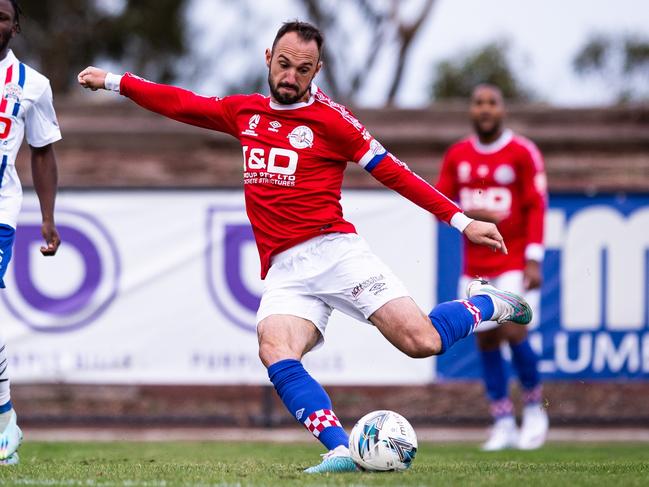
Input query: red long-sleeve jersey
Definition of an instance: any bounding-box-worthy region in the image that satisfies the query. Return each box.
[436,129,547,277]
[119,74,463,278]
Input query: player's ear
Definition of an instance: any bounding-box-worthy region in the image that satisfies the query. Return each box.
[265,48,272,68]
[314,60,323,76]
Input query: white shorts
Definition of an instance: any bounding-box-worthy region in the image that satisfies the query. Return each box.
[257,233,410,347]
[458,271,541,332]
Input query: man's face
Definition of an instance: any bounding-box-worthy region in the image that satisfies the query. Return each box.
[266,32,321,105]
[0,0,16,53]
[470,86,505,139]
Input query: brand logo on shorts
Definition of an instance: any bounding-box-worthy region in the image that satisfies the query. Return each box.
[288,125,314,149]
[351,274,385,300]
[295,408,305,420]
[369,282,387,296]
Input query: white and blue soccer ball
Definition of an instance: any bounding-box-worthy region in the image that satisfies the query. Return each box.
[348,410,418,471]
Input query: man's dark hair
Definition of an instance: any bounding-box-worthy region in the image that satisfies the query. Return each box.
[272,21,324,57]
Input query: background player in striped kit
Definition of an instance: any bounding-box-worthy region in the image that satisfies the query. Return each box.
[436,84,549,451]
[0,0,62,465]
[79,22,533,473]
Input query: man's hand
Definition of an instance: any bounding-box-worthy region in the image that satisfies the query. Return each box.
[40,221,61,256]
[463,220,508,254]
[524,259,542,290]
[78,67,108,91]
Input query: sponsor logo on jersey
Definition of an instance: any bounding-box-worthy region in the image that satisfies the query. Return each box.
[351,274,385,300]
[268,120,282,132]
[494,164,516,185]
[288,125,314,149]
[241,114,261,136]
[3,83,22,102]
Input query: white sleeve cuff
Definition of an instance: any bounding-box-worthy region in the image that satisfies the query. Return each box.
[450,212,474,233]
[525,243,545,262]
[105,73,123,92]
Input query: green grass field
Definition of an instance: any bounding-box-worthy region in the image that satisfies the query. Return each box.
[1,441,648,486]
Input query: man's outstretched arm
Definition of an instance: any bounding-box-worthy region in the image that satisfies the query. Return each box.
[78,67,237,135]
[369,153,508,254]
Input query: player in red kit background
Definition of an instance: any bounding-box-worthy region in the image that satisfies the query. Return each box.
[79,23,533,472]
[436,84,549,451]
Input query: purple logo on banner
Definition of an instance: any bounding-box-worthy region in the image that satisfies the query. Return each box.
[1,208,120,333]
[206,206,261,333]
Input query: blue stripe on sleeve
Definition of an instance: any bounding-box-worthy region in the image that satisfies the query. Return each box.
[12,64,26,117]
[0,155,8,189]
[364,152,388,173]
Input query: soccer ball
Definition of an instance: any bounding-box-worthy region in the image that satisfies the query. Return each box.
[348,410,418,471]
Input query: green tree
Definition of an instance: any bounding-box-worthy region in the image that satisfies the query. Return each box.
[573,33,649,102]
[431,41,530,101]
[12,0,190,93]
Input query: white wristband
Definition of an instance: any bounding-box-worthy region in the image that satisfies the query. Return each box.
[105,73,123,93]
[450,212,474,233]
[525,243,545,262]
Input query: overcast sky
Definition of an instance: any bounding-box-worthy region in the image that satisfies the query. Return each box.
[186,0,649,107]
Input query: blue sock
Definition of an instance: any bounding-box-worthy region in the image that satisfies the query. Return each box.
[268,359,348,451]
[511,339,541,391]
[429,296,494,353]
[480,348,514,419]
[480,348,508,402]
[0,400,11,414]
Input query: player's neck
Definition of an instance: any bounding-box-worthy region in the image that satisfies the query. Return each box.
[476,128,504,145]
[0,47,10,63]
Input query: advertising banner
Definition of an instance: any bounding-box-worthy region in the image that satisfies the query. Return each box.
[437,194,649,380]
[3,190,436,385]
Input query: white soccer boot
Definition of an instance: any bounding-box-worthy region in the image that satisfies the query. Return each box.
[304,445,358,473]
[481,416,519,452]
[466,278,533,325]
[0,452,18,465]
[518,404,549,450]
[0,409,23,461]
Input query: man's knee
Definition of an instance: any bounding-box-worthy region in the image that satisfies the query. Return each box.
[399,330,442,358]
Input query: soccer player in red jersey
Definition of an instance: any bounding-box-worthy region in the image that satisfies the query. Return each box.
[80,22,533,472]
[0,0,63,466]
[436,84,549,451]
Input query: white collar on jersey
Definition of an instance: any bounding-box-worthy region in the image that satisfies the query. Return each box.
[470,128,513,154]
[269,83,318,110]
[0,49,17,70]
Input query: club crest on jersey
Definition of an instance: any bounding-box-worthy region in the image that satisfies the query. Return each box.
[288,125,314,149]
[242,114,261,137]
[494,164,516,185]
[3,83,22,102]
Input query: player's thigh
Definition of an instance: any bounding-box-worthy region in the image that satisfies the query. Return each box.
[257,314,322,367]
[317,234,410,323]
[256,252,332,363]
[369,297,440,358]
